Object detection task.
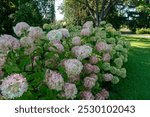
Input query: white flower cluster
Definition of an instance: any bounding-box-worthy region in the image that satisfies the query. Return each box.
[83,63,100,74]
[45,70,78,99]
[81,91,94,100]
[47,28,69,41]
[72,45,93,60]
[59,28,70,38]
[62,83,77,99]
[13,22,30,37]
[95,89,109,100]
[28,27,44,40]
[0,34,20,54]
[81,21,93,36]
[72,36,81,46]
[63,59,83,78]
[45,69,64,91]
[84,76,97,89]
[0,34,20,72]
[14,22,45,55]
[0,74,28,99]
[95,42,112,53]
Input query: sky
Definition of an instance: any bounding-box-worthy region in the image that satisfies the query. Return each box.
[55,0,64,21]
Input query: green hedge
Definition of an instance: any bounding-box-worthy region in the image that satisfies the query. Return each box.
[136,28,150,34]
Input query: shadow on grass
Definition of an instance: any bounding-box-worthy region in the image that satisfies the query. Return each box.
[109,37,150,100]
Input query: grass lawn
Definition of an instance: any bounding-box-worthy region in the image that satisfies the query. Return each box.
[109,35,150,100]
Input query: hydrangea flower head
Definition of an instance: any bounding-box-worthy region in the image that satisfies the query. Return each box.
[111,76,120,84]
[110,66,117,74]
[72,45,92,60]
[20,36,34,47]
[81,91,94,100]
[51,43,64,53]
[83,21,93,29]
[45,69,64,91]
[90,74,98,81]
[120,68,127,78]
[106,37,116,44]
[95,89,109,100]
[83,63,94,74]
[102,53,111,62]
[84,77,97,89]
[62,83,77,99]
[102,62,111,71]
[72,36,81,46]
[103,73,113,81]
[0,74,28,99]
[47,30,63,41]
[0,34,20,53]
[114,58,123,68]
[28,27,44,40]
[115,44,124,51]
[93,65,100,73]
[81,28,92,36]
[89,56,99,64]
[13,22,30,37]
[58,28,70,38]
[95,42,112,53]
[63,59,83,77]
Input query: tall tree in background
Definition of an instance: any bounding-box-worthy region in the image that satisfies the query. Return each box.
[63,0,87,25]
[36,0,55,23]
[0,0,56,34]
[117,0,150,31]
[64,0,118,26]
[0,0,43,34]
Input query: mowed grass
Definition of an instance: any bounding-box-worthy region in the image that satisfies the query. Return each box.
[109,35,150,100]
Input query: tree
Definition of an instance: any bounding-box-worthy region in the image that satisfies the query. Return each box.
[117,0,150,31]
[0,0,57,34]
[14,1,43,26]
[0,0,43,34]
[63,0,119,26]
[36,0,55,23]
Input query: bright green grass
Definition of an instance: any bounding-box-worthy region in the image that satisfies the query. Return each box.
[109,36,150,100]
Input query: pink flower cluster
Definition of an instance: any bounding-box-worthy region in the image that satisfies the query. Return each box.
[13,22,30,37]
[0,74,28,99]
[72,36,81,46]
[89,56,99,64]
[95,42,112,53]
[63,59,83,78]
[95,89,109,100]
[62,83,77,99]
[103,73,113,82]
[45,70,64,91]
[28,27,44,40]
[81,91,94,100]
[72,45,93,60]
[59,28,70,38]
[81,21,93,36]
[0,34,20,54]
[84,63,100,74]
[84,76,97,89]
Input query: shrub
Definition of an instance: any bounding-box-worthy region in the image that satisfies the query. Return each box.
[136,28,150,34]
[0,21,130,100]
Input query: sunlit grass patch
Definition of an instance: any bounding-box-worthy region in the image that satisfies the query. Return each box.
[123,36,150,48]
[110,35,150,100]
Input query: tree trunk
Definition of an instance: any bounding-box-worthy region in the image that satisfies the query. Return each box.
[96,0,100,26]
[99,0,106,24]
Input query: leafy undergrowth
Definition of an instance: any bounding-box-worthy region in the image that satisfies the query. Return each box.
[110,36,150,100]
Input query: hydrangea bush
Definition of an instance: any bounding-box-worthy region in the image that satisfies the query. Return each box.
[0,21,130,100]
